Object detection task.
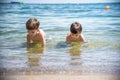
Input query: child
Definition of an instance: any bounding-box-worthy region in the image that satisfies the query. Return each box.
[26,18,46,47]
[66,22,85,43]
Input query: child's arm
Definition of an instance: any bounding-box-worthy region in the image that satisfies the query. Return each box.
[27,35,30,48]
[80,34,86,42]
[66,33,71,43]
[41,35,46,47]
[40,30,46,47]
[66,35,69,42]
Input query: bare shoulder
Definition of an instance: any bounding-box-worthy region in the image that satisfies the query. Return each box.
[80,33,86,42]
[66,32,71,37]
[66,32,71,42]
[39,29,45,34]
[39,29,46,37]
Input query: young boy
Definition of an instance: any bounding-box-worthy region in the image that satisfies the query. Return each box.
[66,22,85,43]
[26,18,46,47]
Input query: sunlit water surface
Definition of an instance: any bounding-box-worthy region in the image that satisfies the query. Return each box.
[0,3,120,76]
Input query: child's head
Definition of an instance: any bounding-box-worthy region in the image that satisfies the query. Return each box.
[70,22,82,34]
[26,18,40,30]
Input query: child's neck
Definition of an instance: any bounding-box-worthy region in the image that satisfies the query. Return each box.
[71,32,81,35]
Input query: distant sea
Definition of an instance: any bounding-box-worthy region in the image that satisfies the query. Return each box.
[0,2,120,76]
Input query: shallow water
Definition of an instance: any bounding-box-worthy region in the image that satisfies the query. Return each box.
[0,3,120,76]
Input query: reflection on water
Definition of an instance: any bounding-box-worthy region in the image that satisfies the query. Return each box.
[27,43,45,67]
[69,43,82,66]
[69,43,81,56]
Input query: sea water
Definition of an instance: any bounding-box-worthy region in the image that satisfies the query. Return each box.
[0,3,120,75]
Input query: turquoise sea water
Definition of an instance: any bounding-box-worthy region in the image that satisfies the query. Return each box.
[0,3,120,75]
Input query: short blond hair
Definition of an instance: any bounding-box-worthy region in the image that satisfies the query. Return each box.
[26,18,40,30]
